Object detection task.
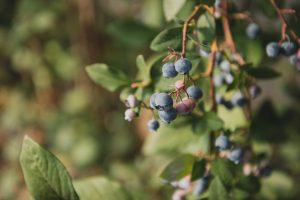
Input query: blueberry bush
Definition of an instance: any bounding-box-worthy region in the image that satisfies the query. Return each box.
[1,0,300,199]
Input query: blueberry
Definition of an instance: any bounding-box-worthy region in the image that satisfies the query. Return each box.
[162,63,178,78]
[193,176,209,195]
[214,0,222,8]
[215,134,231,151]
[187,85,203,100]
[147,119,160,132]
[150,93,159,109]
[266,42,280,58]
[289,54,298,65]
[246,23,260,39]
[124,109,135,122]
[259,165,272,177]
[125,95,138,108]
[228,147,243,164]
[222,100,234,110]
[231,92,248,107]
[220,60,231,72]
[155,93,173,111]
[281,41,297,56]
[249,85,262,99]
[213,74,226,87]
[158,108,177,123]
[175,98,195,115]
[215,51,223,66]
[224,72,234,84]
[174,58,192,74]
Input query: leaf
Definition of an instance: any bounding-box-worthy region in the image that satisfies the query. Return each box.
[136,55,151,81]
[197,12,216,47]
[209,177,230,200]
[151,27,187,51]
[250,101,286,143]
[74,176,130,200]
[211,158,237,186]
[160,154,195,182]
[86,63,130,92]
[191,159,206,181]
[163,0,186,21]
[193,112,224,135]
[243,66,281,79]
[236,175,261,193]
[19,136,79,200]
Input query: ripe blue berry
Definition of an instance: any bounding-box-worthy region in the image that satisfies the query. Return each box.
[215,134,231,151]
[228,147,243,164]
[150,93,159,109]
[281,41,297,56]
[222,100,234,110]
[289,54,298,65]
[162,63,178,78]
[249,85,262,99]
[231,92,248,107]
[215,51,223,66]
[213,74,226,86]
[266,42,280,58]
[174,58,192,74]
[220,60,231,72]
[147,119,160,132]
[193,176,209,195]
[158,108,177,123]
[155,93,173,111]
[187,85,203,100]
[246,23,260,39]
[259,165,272,177]
[224,72,234,84]
[214,0,222,9]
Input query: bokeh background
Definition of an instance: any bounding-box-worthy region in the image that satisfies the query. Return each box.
[0,0,300,199]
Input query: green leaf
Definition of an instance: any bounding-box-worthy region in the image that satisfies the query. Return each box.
[191,159,206,181]
[86,63,130,92]
[163,0,186,21]
[197,12,216,47]
[74,176,130,200]
[150,27,186,51]
[209,177,230,200]
[236,175,261,193]
[193,112,224,135]
[160,154,195,182]
[211,158,236,186]
[136,55,151,81]
[243,65,281,79]
[20,136,79,200]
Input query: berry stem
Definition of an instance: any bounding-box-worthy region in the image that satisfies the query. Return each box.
[181,4,213,58]
[221,0,245,65]
[270,0,300,45]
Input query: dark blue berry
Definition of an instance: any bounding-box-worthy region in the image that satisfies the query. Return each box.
[246,23,260,39]
[228,147,243,164]
[215,51,223,66]
[150,93,159,109]
[259,166,272,177]
[220,60,231,72]
[249,85,262,99]
[158,108,177,123]
[187,85,203,100]
[155,93,173,111]
[281,41,297,56]
[266,42,280,58]
[147,119,160,132]
[174,58,192,74]
[289,54,298,65]
[215,134,231,151]
[231,92,248,107]
[162,63,178,78]
[193,176,209,195]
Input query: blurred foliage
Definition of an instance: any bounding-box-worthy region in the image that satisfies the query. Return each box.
[0,0,300,199]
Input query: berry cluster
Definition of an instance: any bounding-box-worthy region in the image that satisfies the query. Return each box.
[266,40,300,71]
[149,58,203,131]
[124,58,203,133]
